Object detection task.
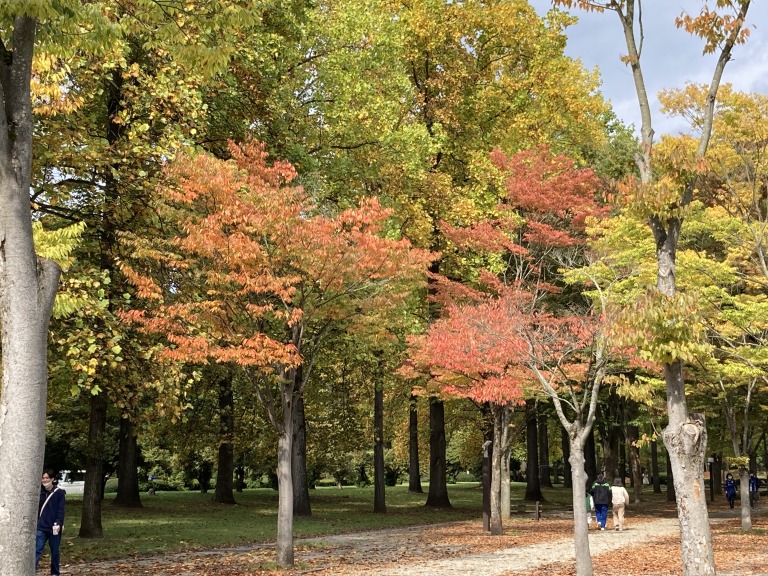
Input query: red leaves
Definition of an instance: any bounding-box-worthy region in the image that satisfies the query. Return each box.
[413,146,604,404]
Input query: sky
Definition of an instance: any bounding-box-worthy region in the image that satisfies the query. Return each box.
[528,1,768,136]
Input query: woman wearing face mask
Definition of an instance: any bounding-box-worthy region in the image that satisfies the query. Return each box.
[36,469,65,576]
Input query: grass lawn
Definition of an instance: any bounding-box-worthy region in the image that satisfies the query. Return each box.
[62,481,576,563]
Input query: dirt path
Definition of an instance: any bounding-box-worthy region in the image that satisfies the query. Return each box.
[64,516,698,576]
[362,517,682,576]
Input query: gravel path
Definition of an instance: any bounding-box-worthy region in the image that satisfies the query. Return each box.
[67,516,692,575]
[362,517,682,576]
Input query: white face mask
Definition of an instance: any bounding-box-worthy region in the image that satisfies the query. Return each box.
[42,479,53,489]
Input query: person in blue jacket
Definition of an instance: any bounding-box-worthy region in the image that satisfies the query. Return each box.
[724,472,737,509]
[36,469,65,576]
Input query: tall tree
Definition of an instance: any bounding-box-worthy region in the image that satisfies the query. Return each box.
[0,11,62,574]
[123,141,431,565]
[552,2,753,573]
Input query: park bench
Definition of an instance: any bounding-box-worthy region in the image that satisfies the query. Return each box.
[512,500,543,520]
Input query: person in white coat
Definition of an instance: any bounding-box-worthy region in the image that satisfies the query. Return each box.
[610,477,630,531]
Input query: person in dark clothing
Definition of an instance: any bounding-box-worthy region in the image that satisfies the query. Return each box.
[749,473,760,509]
[590,473,612,530]
[36,469,65,576]
[724,472,737,509]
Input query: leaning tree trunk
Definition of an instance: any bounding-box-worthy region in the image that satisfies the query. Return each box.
[373,380,386,513]
[213,372,236,505]
[80,393,108,537]
[113,416,142,508]
[0,17,62,576]
[408,394,423,493]
[425,398,451,508]
[524,399,543,501]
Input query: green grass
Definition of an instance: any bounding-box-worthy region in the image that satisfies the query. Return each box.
[62,482,583,563]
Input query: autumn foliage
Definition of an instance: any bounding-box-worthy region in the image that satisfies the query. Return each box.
[412,147,604,404]
[121,140,433,371]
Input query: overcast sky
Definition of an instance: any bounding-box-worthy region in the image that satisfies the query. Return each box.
[529,1,768,136]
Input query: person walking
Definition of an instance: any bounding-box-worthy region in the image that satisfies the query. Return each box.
[590,473,612,531]
[724,472,737,509]
[749,473,760,509]
[36,469,65,576]
[610,477,630,531]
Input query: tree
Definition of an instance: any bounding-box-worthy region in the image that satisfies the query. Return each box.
[551,2,753,574]
[0,11,62,574]
[123,141,432,565]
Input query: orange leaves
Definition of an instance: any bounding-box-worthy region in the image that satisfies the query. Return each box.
[676,1,752,54]
[123,139,433,371]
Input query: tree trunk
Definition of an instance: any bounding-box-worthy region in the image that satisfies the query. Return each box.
[373,380,386,513]
[408,394,423,493]
[651,439,662,493]
[276,424,294,566]
[627,424,642,504]
[538,409,552,488]
[214,372,236,505]
[739,467,751,532]
[425,398,451,508]
[524,399,544,501]
[489,405,503,535]
[114,417,142,508]
[500,406,512,521]
[0,17,62,576]
[585,428,597,484]
[666,451,676,503]
[292,393,311,516]
[568,444,594,576]
[562,426,572,488]
[80,393,108,537]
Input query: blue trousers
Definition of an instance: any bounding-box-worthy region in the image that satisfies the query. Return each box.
[36,529,61,575]
[594,503,609,528]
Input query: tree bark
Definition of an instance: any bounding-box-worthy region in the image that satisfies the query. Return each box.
[538,409,552,488]
[425,398,451,508]
[113,416,142,508]
[213,371,236,505]
[489,405,504,535]
[80,393,108,537]
[373,380,386,513]
[651,439,662,493]
[408,394,423,493]
[665,445,676,503]
[524,399,544,501]
[292,392,311,515]
[562,425,572,488]
[585,428,597,484]
[626,424,642,503]
[0,17,62,576]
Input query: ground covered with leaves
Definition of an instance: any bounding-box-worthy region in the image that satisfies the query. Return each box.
[63,502,768,576]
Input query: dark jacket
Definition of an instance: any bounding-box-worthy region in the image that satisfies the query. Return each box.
[590,479,612,506]
[750,475,759,492]
[38,485,65,532]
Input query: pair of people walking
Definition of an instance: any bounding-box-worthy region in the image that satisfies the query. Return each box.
[590,474,630,531]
